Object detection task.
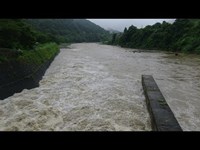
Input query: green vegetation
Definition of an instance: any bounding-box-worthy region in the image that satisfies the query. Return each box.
[0,19,109,49]
[25,19,109,43]
[0,43,59,65]
[0,19,109,64]
[0,19,36,50]
[110,19,200,54]
[17,43,59,65]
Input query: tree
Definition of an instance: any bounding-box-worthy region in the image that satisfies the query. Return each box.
[111,19,200,53]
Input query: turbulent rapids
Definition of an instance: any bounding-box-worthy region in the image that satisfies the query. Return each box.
[0,43,200,131]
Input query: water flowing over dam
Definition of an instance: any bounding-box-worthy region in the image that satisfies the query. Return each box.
[0,43,200,131]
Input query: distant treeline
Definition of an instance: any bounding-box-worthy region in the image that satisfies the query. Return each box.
[0,19,109,50]
[109,19,200,53]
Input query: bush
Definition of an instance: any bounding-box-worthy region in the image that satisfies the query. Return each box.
[17,43,59,65]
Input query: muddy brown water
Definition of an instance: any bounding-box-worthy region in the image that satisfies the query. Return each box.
[0,43,200,131]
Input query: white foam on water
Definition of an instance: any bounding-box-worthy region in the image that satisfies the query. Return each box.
[0,43,151,131]
[1,43,200,131]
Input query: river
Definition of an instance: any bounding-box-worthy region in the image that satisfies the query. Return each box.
[0,43,200,131]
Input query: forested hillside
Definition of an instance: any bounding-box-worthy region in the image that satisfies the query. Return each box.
[0,19,109,50]
[0,19,36,50]
[25,19,109,43]
[0,19,110,63]
[110,19,200,53]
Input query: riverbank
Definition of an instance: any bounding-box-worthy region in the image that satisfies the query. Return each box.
[0,43,59,100]
[0,43,200,131]
[0,43,151,131]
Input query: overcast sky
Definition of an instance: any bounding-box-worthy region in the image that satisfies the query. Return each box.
[87,19,175,32]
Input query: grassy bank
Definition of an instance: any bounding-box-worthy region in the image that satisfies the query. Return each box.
[0,42,59,65]
[17,43,59,65]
